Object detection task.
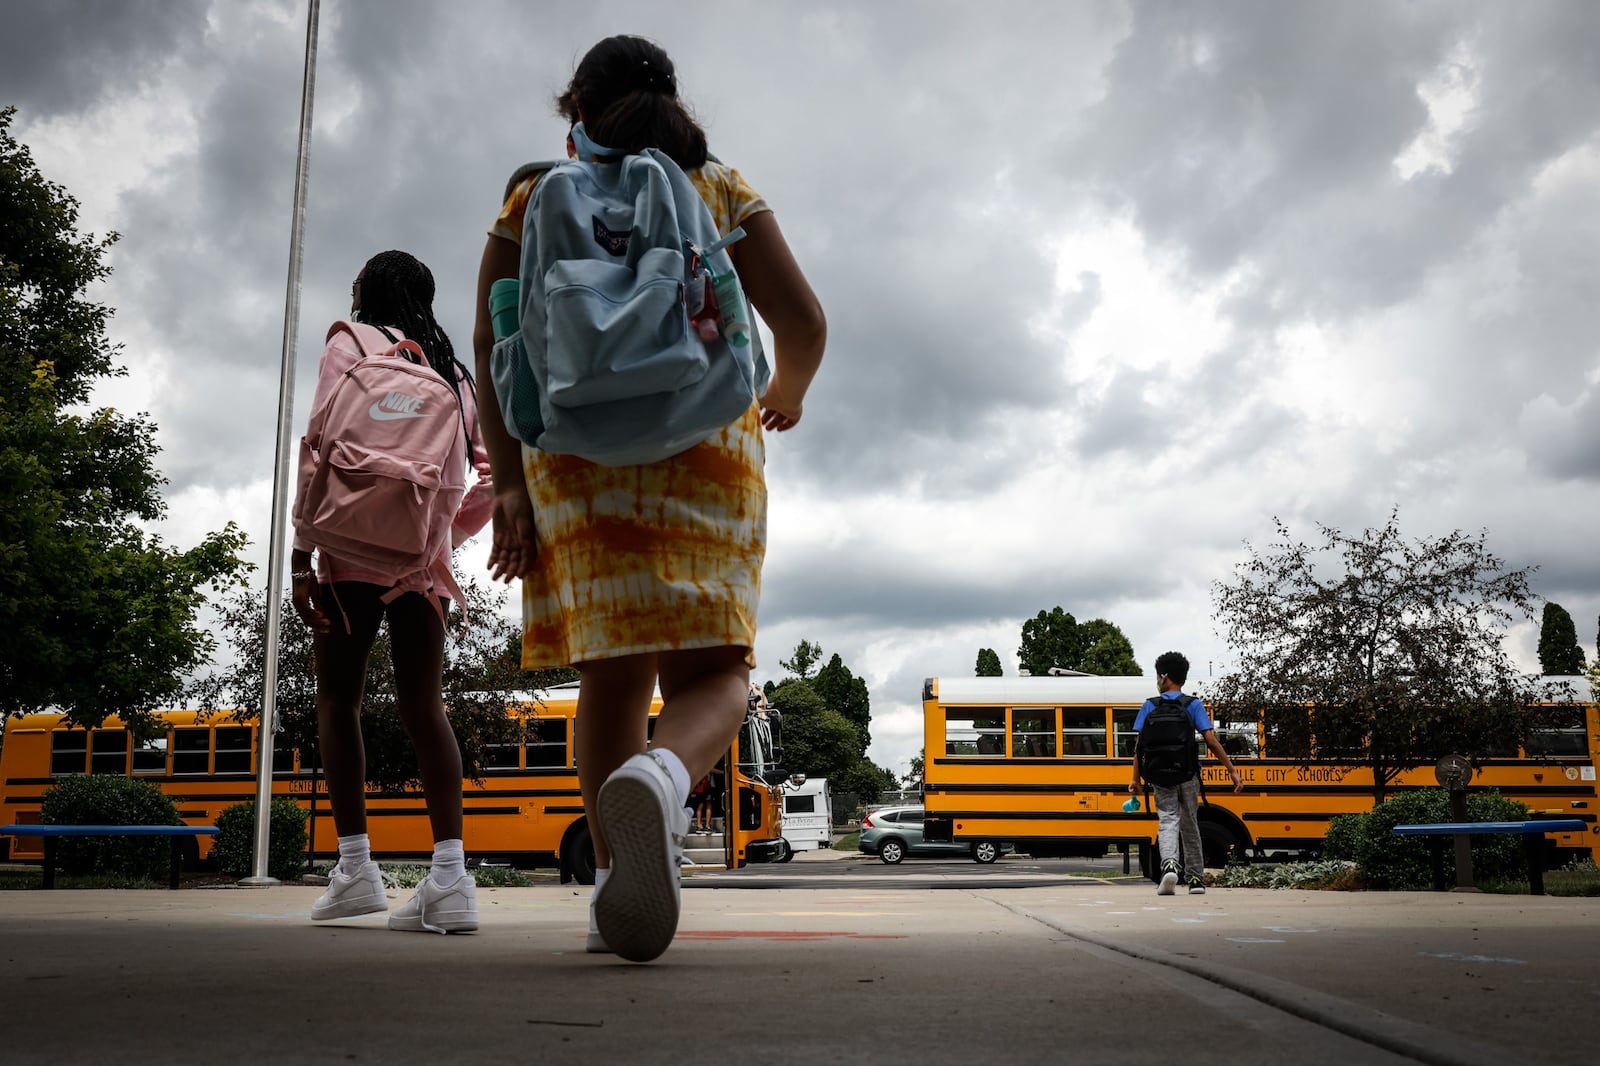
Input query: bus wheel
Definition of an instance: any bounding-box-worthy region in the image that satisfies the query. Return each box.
[775,841,794,863]
[971,841,1000,864]
[1200,821,1243,869]
[1138,842,1159,882]
[565,824,597,886]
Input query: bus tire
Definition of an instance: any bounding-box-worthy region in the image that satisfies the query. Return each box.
[1200,819,1243,869]
[775,841,794,863]
[562,823,597,886]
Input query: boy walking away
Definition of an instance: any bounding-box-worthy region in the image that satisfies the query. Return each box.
[1128,652,1242,896]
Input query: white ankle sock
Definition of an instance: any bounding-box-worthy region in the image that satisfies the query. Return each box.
[590,868,610,934]
[652,748,692,807]
[337,834,371,874]
[430,838,465,886]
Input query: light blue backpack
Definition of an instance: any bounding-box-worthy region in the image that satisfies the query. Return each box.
[490,126,769,466]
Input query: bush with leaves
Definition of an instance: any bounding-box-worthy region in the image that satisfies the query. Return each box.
[1341,788,1529,889]
[213,799,309,880]
[40,776,182,880]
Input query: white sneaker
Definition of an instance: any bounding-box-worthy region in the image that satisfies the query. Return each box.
[1157,863,1179,896]
[311,861,387,920]
[594,752,687,962]
[586,903,613,954]
[388,873,478,934]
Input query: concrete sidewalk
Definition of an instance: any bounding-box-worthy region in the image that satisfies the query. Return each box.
[2,876,1595,1065]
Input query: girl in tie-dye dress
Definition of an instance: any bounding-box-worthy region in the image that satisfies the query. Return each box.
[471,36,826,963]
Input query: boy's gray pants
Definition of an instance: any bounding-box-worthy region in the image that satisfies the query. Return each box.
[1152,777,1202,878]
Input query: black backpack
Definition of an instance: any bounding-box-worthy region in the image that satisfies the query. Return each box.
[1136,694,1200,787]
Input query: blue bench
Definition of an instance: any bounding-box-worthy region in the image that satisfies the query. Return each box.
[1392,819,1587,895]
[0,825,220,890]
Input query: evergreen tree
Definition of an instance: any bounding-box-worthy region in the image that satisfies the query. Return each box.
[1536,602,1585,675]
[975,648,1002,676]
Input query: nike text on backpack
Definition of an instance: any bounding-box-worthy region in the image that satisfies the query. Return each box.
[293,322,470,611]
[1136,694,1200,788]
[489,124,770,466]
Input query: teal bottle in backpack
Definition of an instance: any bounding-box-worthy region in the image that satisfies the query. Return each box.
[489,125,769,466]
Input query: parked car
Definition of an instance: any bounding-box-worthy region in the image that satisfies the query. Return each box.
[857,805,1008,864]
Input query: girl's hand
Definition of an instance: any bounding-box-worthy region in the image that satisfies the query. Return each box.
[760,375,804,432]
[291,569,331,634]
[487,487,537,582]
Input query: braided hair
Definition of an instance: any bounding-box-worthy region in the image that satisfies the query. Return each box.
[353,249,474,458]
[556,35,708,170]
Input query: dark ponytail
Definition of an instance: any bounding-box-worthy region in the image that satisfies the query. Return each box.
[556,35,708,170]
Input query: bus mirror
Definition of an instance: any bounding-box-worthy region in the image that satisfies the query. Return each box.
[788,773,807,789]
[760,769,791,787]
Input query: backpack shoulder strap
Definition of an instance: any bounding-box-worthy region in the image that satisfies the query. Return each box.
[503,160,562,205]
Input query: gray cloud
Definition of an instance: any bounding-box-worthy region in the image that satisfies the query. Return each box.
[0,0,210,117]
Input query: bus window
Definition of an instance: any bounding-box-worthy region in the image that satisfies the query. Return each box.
[213,727,252,774]
[1214,719,1261,759]
[1060,708,1105,757]
[172,728,210,775]
[1012,708,1057,758]
[481,732,521,772]
[132,734,168,775]
[270,732,298,774]
[1112,707,1139,757]
[945,708,1004,756]
[525,717,569,768]
[90,729,129,775]
[51,731,88,776]
[1527,706,1587,757]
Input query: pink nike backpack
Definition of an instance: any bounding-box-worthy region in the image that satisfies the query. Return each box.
[292,321,469,591]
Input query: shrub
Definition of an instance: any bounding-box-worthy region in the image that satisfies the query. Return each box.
[213,799,310,880]
[40,776,182,881]
[1213,859,1361,889]
[1348,788,1528,890]
[1321,812,1363,861]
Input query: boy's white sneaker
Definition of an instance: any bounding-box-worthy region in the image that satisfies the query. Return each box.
[388,873,478,934]
[594,752,688,962]
[1157,861,1179,896]
[311,861,387,920]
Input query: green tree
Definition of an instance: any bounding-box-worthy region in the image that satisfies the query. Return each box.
[188,570,570,792]
[1210,512,1550,803]
[1018,608,1140,676]
[830,757,899,802]
[0,108,250,735]
[1018,607,1085,676]
[767,678,858,782]
[975,648,1002,676]
[1077,619,1141,675]
[1537,602,1585,675]
[780,638,824,681]
[812,652,871,755]
[905,750,925,790]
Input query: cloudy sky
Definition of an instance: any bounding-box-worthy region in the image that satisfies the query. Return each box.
[6,1,1600,779]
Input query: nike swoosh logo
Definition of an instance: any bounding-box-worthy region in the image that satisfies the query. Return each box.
[369,404,425,420]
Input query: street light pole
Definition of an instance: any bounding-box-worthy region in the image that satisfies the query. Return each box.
[242,0,320,887]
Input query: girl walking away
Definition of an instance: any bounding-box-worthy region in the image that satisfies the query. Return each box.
[472,36,826,962]
[292,250,493,933]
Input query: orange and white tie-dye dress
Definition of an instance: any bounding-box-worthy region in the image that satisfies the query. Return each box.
[490,160,771,669]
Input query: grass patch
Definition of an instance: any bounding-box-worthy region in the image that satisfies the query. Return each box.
[0,867,163,890]
[1479,858,1600,897]
[833,831,860,852]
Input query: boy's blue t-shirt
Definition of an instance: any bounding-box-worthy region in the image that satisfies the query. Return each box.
[1132,690,1213,732]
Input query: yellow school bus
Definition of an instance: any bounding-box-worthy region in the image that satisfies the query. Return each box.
[0,682,788,882]
[920,675,1600,874]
